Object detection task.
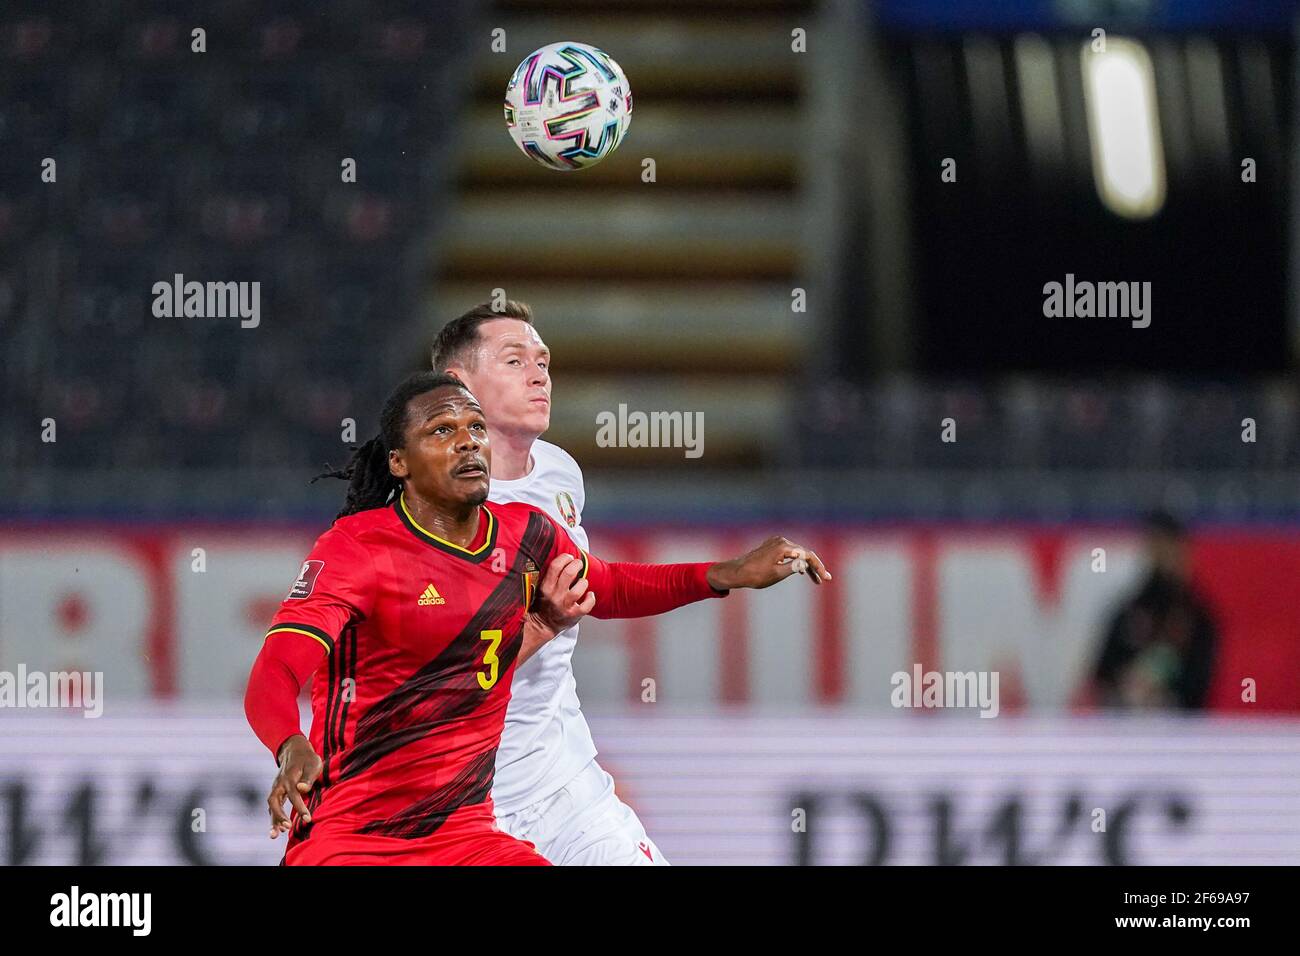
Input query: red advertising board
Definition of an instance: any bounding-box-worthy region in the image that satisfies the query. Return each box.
[0,523,1296,711]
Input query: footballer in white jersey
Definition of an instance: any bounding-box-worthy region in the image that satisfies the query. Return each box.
[431,304,667,865]
[486,439,666,864]
[429,301,831,865]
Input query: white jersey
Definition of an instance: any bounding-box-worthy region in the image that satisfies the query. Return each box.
[488,439,598,815]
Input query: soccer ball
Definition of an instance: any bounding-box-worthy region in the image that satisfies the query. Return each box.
[503,41,632,171]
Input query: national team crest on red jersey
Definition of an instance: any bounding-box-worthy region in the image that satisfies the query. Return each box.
[522,558,540,609]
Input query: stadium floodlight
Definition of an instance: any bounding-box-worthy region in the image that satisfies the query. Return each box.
[1082,37,1167,220]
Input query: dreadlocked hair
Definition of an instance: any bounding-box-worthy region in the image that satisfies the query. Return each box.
[312,370,472,521]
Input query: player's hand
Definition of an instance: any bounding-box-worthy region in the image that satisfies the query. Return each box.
[267,734,323,839]
[534,553,597,633]
[706,536,833,591]
[519,554,596,666]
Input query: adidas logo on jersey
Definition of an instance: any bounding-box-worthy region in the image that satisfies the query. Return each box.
[417,583,445,606]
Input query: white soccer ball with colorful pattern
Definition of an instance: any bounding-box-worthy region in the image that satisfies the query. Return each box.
[504,41,632,171]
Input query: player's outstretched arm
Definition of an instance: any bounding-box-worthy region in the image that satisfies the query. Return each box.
[530,509,831,622]
[705,535,832,590]
[574,535,832,621]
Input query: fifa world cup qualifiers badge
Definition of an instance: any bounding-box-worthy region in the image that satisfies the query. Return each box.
[287,560,325,599]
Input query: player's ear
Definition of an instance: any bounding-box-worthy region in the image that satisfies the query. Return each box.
[389,448,409,479]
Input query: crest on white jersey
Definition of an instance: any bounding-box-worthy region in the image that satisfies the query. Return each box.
[556,491,578,527]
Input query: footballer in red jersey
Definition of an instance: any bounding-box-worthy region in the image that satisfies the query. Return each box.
[244,371,831,865]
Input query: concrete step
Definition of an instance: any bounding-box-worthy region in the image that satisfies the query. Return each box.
[471,16,806,100]
[437,194,800,280]
[498,0,813,11]
[432,279,805,372]
[458,104,801,189]
[540,373,788,467]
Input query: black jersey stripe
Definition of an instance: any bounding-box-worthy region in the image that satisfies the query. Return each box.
[518,509,558,570]
[336,624,357,756]
[338,514,555,780]
[357,747,497,840]
[338,585,521,780]
[290,631,339,847]
[317,618,343,791]
[266,622,335,654]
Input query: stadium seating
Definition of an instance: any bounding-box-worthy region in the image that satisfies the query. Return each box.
[0,0,477,511]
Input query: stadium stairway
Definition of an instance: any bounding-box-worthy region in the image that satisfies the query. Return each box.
[430,0,817,470]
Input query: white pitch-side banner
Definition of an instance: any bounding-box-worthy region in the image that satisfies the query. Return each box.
[0,709,1296,866]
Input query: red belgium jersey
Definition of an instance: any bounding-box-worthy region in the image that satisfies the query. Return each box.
[265,495,585,851]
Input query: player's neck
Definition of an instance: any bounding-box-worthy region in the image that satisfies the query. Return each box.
[490,430,538,482]
[401,492,484,548]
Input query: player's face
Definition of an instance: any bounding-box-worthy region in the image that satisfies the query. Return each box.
[389,386,491,508]
[448,319,552,438]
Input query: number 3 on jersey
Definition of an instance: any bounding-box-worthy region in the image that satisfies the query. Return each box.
[478,629,503,690]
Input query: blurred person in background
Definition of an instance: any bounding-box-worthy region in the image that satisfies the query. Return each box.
[1092,511,1219,710]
